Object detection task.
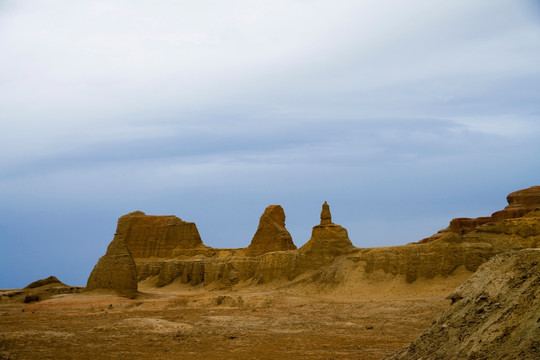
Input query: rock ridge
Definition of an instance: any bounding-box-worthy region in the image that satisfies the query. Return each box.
[87,187,540,292]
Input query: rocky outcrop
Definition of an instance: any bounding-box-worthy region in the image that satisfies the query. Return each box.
[492,185,540,220]
[245,205,296,256]
[88,187,540,291]
[86,234,138,298]
[118,211,205,258]
[300,202,354,259]
[24,276,64,289]
[359,241,496,283]
[466,212,540,250]
[137,256,261,289]
[385,249,540,360]
[1,276,82,303]
[422,186,540,243]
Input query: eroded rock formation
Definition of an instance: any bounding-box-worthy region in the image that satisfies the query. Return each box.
[118,211,204,258]
[86,234,138,298]
[421,185,540,243]
[245,205,296,256]
[88,186,540,290]
[492,185,540,220]
[300,202,354,258]
[385,249,540,360]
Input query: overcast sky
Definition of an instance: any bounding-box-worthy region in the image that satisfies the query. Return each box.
[1,0,539,288]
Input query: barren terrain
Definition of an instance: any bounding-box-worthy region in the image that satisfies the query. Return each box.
[0,275,467,360]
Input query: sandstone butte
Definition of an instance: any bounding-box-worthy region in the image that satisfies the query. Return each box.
[86,186,540,296]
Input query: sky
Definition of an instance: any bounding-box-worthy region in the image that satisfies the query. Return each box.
[1,0,539,288]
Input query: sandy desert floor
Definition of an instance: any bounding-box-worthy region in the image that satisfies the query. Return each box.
[0,275,469,360]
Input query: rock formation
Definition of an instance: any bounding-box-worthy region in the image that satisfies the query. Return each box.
[320,201,332,225]
[245,205,296,256]
[24,276,64,289]
[491,185,540,220]
[1,276,81,303]
[88,186,540,290]
[385,249,540,360]
[86,234,138,298]
[118,211,204,258]
[421,185,540,243]
[300,202,354,258]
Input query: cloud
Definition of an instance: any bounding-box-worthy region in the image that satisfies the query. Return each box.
[1,0,539,287]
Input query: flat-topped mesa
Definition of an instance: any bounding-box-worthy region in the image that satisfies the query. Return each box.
[491,185,540,221]
[300,202,354,257]
[118,211,204,258]
[245,205,297,256]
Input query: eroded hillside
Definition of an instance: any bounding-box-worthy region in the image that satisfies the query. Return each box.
[87,186,540,296]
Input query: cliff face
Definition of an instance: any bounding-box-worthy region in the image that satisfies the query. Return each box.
[88,187,540,293]
[385,250,540,360]
[118,211,204,258]
[86,234,138,298]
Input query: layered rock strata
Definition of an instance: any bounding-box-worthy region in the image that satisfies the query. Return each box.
[118,211,204,258]
[385,249,540,360]
[492,185,540,220]
[420,185,540,243]
[86,234,138,298]
[89,187,540,291]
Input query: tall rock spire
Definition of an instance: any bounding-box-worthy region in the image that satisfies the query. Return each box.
[300,201,353,259]
[320,201,333,225]
[246,205,297,256]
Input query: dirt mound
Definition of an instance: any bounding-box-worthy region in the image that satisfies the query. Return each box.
[86,234,138,298]
[1,276,81,304]
[245,205,296,256]
[24,276,64,289]
[385,249,540,360]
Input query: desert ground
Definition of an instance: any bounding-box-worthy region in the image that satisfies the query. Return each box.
[0,274,468,360]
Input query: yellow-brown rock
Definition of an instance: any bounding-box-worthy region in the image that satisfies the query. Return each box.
[420,186,540,243]
[385,249,540,360]
[86,234,138,298]
[465,210,540,249]
[491,186,540,220]
[300,202,354,259]
[88,188,540,290]
[320,201,332,225]
[117,211,204,258]
[245,205,296,256]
